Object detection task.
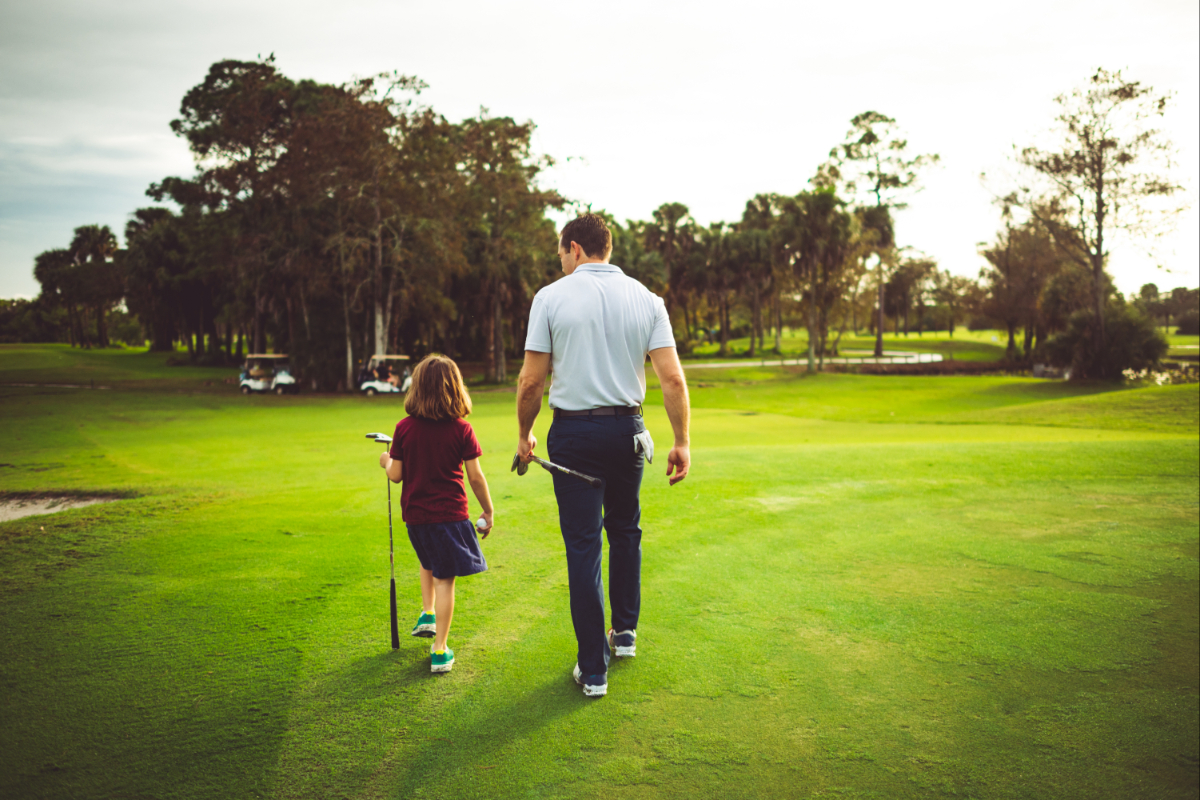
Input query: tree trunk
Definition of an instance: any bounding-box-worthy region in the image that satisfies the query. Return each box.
[817,307,827,372]
[774,292,782,353]
[299,282,311,341]
[372,196,385,359]
[207,306,219,357]
[253,284,264,354]
[719,296,729,356]
[874,267,885,358]
[806,299,816,374]
[492,292,506,383]
[337,237,355,390]
[384,222,405,354]
[755,287,764,354]
[748,284,758,357]
[95,304,108,348]
[285,295,296,356]
[1006,324,1016,360]
[483,291,496,381]
[1091,187,1107,366]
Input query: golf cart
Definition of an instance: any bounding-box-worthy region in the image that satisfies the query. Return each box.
[358,354,411,396]
[240,354,298,395]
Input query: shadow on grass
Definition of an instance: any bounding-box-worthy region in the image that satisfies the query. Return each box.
[382,671,587,796]
[973,378,1121,401]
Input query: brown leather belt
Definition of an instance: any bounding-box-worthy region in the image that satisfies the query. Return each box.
[554,405,642,419]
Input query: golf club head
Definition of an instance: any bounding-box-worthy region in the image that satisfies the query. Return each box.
[365,432,393,444]
[511,453,529,476]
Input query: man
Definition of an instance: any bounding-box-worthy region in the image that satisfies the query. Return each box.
[516,213,691,698]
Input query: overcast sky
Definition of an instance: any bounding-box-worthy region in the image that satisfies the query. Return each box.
[1,0,1197,299]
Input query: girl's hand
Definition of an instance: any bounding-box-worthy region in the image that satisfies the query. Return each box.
[379,452,391,470]
[477,512,494,538]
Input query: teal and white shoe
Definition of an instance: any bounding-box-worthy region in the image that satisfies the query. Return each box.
[411,612,435,638]
[431,648,455,674]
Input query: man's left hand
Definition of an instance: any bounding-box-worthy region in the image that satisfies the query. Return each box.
[666,445,690,485]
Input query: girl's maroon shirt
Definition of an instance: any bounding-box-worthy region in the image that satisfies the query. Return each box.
[389,416,482,524]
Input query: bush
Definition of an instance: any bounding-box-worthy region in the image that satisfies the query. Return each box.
[107,309,144,346]
[0,298,69,343]
[1045,302,1168,380]
[1176,310,1199,335]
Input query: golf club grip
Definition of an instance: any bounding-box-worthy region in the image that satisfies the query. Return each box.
[389,579,400,650]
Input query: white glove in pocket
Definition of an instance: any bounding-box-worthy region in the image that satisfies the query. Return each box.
[633,430,654,464]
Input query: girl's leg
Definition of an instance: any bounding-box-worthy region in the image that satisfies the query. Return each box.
[419,567,435,615]
[433,576,455,651]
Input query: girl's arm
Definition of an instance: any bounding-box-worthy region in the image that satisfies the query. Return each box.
[463,458,495,536]
[379,451,402,483]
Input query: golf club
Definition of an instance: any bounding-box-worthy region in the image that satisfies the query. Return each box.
[366,432,401,650]
[511,452,603,489]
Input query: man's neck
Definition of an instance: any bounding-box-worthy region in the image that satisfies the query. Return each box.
[563,258,606,276]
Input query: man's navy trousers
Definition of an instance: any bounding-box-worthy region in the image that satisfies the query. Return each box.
[546,413,646,680]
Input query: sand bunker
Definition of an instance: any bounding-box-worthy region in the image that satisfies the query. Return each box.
[0,496,118,523]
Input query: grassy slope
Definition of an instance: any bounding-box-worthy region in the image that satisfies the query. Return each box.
[0,349,1196,800]
[687,331,1199,364]
[687,329,1010,362]
[0,342,233,391]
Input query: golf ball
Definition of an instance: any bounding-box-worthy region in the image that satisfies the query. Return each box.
[476,516,488,531]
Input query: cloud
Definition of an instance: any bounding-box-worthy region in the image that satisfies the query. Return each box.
[1,0,1196,298]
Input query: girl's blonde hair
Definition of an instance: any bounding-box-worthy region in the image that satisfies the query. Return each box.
[404,354,472,420]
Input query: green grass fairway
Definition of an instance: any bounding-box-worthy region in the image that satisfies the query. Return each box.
[1,348,1196,799]
[688,329,1012,362]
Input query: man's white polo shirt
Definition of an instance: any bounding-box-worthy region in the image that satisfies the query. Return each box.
[525,263,675,411]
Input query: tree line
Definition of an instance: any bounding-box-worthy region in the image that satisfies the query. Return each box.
[9,61,1194,384]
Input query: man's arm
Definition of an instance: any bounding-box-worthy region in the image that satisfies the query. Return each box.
[648,346,690,485]
[517,350,551,460]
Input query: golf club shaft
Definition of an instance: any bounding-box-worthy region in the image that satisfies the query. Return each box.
[531,455,602,488]
[386,450,400,650]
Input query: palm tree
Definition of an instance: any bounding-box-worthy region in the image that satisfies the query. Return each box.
[69,225,121,347]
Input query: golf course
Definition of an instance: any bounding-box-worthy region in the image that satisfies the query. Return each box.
[1,343,1197,799]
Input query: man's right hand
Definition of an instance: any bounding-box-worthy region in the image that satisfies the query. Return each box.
[666,444,690,485]
[518,432,537,462]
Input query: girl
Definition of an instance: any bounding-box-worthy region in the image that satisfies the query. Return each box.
[378,354,494,673]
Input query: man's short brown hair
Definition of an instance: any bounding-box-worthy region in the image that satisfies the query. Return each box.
[559,213,612,259]
[404,354,472,420]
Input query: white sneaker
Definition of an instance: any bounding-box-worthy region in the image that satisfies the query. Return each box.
[573,663,607,697]
[607,628,636,657]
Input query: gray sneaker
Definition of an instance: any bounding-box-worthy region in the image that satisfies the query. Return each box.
[608,628,636,657]
[573,663,607,698]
